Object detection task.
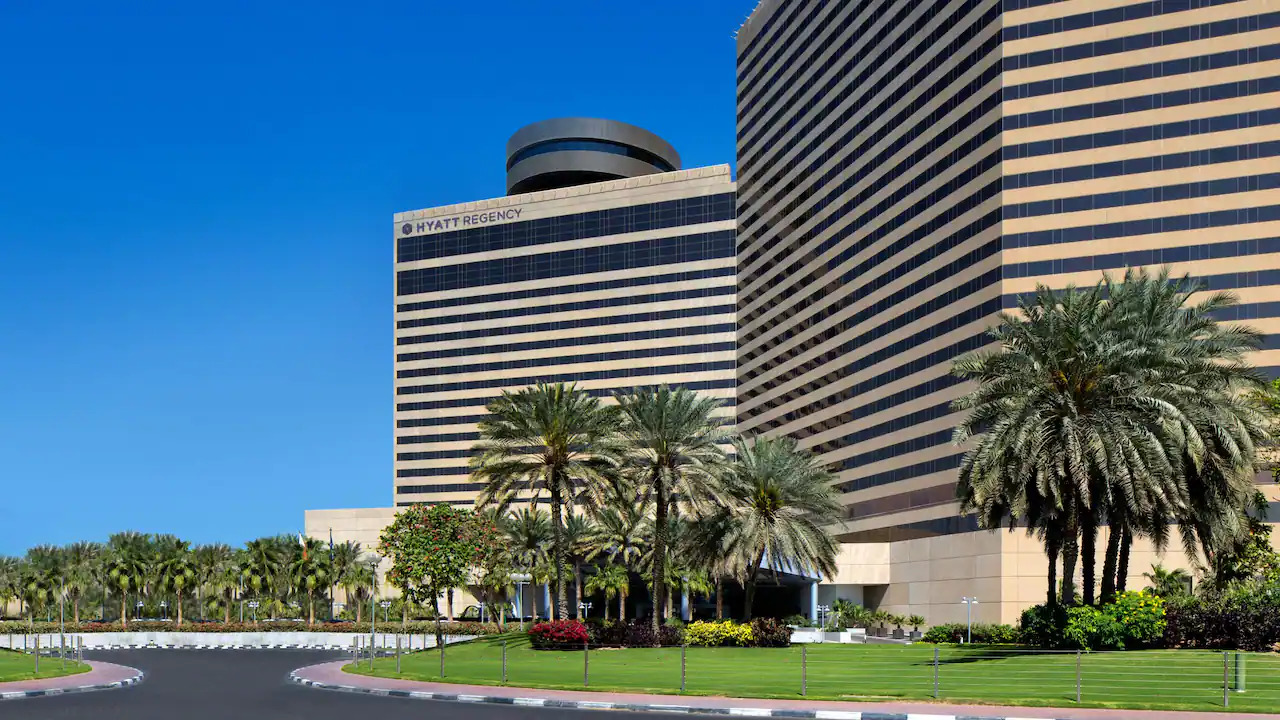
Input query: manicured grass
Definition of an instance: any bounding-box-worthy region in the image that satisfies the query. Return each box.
[345,634,1280,713]
[0,650,91,683]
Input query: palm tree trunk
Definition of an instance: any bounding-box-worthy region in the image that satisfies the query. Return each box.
[1100,525,1121,603]
[575,563,583,617]
[177,592,183,625]
[224,596,231,624]
[1061,531,1079,605]
[73,595,80,625]
[447,588,454,621]
[1046,538,1060,607]
[1116,527,1132,593]
[715,577,723,620]
[308,589,315,626]
[651,472,668,642]
[550,480,568,621]
[743,552,764,621]
[355,600,362,623]
[121,592,128,628]
[620,588,626,621]
[1081,516,1097,605]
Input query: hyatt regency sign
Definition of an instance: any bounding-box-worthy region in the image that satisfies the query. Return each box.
[399,207,524,237]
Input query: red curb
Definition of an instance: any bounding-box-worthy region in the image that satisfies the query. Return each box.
[0,660,140,693]
[293,660,1280,720]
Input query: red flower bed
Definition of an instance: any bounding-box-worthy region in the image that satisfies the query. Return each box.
[528,619,590,649]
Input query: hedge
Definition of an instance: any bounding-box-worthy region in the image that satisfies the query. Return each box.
[921,622,1019,644]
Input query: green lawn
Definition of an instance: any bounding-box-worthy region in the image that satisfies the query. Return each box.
[345,634,1280,713]
[0,650,91,683]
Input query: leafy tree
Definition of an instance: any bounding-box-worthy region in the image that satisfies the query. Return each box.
[473,382,621,620]
[716,435,840,620]
[467,510,511,629]
[616,385,727,638]
[584,563,628,621]
[378,503,483,650]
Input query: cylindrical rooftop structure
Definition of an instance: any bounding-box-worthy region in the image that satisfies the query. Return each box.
[505,117,682,195]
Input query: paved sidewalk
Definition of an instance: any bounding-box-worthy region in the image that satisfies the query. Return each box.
[291,660,1280,720]
[0,660,143,700]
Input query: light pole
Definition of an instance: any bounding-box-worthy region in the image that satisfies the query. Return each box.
[817,604,830,635]
[239,576,245,622]
[59,576,66,665]
[511,572,531,631]
[961,597,979,644]
[160,601,168,621]
[368,554,380,659]
[578,601,592,619]
[380,600,391,624]
[248,600,259,623]
[136,600,143,621]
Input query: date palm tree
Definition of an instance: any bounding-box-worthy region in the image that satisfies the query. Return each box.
[505,508,552,620]
[105,532,148,626]
[717,435,841,620]
[562,513,596,616]
[62,541,101,624]
[615,385,727,638]
[0,557,19,619]
[329,540,362,619]
[22,546,62,623]
[193,544,233,621]
[154,536,195,624]
[241,536,285,617]
[473,382,622,620]
[343,557,375,622]
[289,536,330,625]
[584,563,628,622]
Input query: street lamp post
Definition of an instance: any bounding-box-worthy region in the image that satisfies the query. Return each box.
[136,600,143,622]
[368,554,380,661]
[59,576,66,666]
[961,597,979,644]
[160,601,168,621]
[248,600,259,623]
[578,601,592,620]
[817,604,830,636]
[380,600,391,624]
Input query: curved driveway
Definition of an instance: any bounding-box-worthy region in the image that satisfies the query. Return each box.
[3,649,637,720]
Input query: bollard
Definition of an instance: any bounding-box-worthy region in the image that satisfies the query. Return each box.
[801,644,807,697]
[1076,650,1082,703]
[23,634,27,654]
[502,639,508,684]
[439,634,446,678]
[34,635,39,673]
[681,644,687,693]
[1223,652,1230,707]
[352,637,358,665]
[583,641,590,687]
[78,636,83,664]
[396,634,401,675]
[1234,652,1247,693]
[60,634,65,670]
[932,646,939,698]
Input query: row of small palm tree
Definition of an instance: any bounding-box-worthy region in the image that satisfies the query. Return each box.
[0,532,381,626]
[955,269,1273,607]
[471,383,843,639]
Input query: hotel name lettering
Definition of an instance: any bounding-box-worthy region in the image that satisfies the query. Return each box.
[404,207,524,235]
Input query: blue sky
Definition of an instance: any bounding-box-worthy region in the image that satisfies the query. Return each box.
[0,1,744,555]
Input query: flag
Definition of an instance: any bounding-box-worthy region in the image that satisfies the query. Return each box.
[328,529,334,563]
[298,532,307,561]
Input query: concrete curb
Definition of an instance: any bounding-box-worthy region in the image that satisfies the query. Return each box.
[0,668,144,702]
[287,671,1067,720]
[89,643,350,650]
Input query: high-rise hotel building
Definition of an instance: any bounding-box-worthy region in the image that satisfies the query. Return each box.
[736,0,1280,622]
[391,118,737,508]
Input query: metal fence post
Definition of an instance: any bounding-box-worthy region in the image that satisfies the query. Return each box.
[78,636,83,664]
[681,644,687,693]
[502,639,508,684]
[1234,652,1246,693]
[1223,651,1230,707]
[583,641,590,687]
[34,635,39,673]
[801,644,807,697]
[932,646,939,698]
[439,634,446,678]
[396,634,401,675]
[1075,650,1082,703]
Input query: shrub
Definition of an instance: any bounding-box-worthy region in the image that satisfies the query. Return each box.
[528,620,590,649]
[749,618,791,647]
[685,620,754,647]
[584,620,683,647]
[1020,594,1167,650]
[1102,592,1166,649]
[782,614,811,627]
[921,622,1019,644]
[1019,603,1069,648]
[1165,580,1280,652]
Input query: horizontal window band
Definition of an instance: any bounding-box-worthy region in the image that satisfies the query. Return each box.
[395,380,737,412]
[1003,0,1242,42]
[396,483,488,495]
[834,452,965,495]
[506,138,676,172]
[396,466,471,477]
[844,481,960,522]
[396,267,734,313]
[397,449,475,460]
[1005,171,1280,219]
[398,305,736,346]
[739,0,995,168]
[1005,139,1280,190]
[396,323,736,361]
[835,514,979,544]
[396,342,737,378]
[1006,42,1280,102]
[397,500,475,507]
[1006,106,1280,161]
[397,415,488,428]
[1003,202,1280,248]
[839,428,954,472]
[1004,74,1280,131]
[738,0,936,137]
[396,361,737,395]
[397,431,480,445]
[1004,10,1280,71]
[396,285,735,329]
[397,231,736,295]
[397,193,733,263]
[1004,235,1280,278]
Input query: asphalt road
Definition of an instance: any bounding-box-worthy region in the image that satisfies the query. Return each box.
[4,649,635,720]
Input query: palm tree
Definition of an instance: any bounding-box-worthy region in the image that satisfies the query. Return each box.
[717,435,841,620]
[193,544,233,621]
[685,509,737,619]
[505,508,552,620]
[241,536,285,618]
[105,532,148,626]
[153,536,195,624]
[0,557,19,619]
[563,513,595,616]
[343,558,375,622]
[954,269,1269,606]
[588,499,648,621]
[62,541,101,624]
[205,549,242,623]
[289,536,330,625]
[1143,564,1193,598]
[584,563,629,621]
[22,546,62,624]
[329,540,362,620]
[473,382,622,621]
[615,385,727,637]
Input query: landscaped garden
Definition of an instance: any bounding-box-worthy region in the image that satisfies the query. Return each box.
[0,649,89,683]
[346,633,1280,713]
